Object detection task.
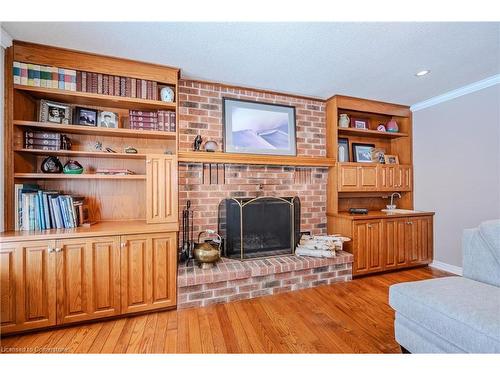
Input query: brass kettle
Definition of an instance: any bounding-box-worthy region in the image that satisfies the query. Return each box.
[193,230,222,269]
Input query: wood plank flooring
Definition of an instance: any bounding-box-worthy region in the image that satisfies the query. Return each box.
[0,266,449,354]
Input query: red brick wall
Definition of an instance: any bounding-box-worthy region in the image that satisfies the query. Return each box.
[178,79,328,239]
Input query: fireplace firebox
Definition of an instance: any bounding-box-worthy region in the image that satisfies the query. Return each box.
[218,196,300,259]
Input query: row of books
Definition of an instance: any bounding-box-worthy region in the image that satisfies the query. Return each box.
[12,61,162,101]
[15,184,85,231]
[77,72,158,100]
[13,62,76,90]
[129,110,176,132]
[24,130,69,151]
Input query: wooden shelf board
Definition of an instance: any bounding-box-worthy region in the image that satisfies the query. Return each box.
[0,220,179,242]
[338,127,408,138]
[14,120,177,140]
[14,173,146,180]
[15,148,147,159]
[14,84,177,111]
[178,151,336,167]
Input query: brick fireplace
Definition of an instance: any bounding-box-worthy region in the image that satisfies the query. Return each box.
[176,80,352,308]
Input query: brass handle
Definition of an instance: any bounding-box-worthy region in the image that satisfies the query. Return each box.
[121,242,126,248]
[47,247,54,253]
[367,224,372,228]
[146,160,151,163]
[55,248,62,252]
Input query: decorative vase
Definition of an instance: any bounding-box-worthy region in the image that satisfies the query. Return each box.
[339,114,350,128]
[63,160,84,174]
[41,156,63,173]
[386,119,399,133]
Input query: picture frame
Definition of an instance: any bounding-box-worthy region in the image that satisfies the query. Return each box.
[97,111,119,128]
[350,117,369,129]
[338,137,350,162]
[75,107,98,126]
[39,99,72,124]
[223,98,296,156]
[384,154,400,164]
[352,143,375,163]
[370,147,386,163]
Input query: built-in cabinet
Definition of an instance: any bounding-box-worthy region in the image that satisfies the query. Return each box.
[146,155,178,224]
[332,214,434,276]
[0,231,177,334]
[338,163,412,192]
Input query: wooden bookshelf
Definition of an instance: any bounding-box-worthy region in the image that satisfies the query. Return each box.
[14,120,177,139]
[4,40,180,230]
[14,173,147,180]
[14,84,177,111]
[178,151,336,167]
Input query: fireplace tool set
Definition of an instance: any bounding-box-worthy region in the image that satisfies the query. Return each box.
[180,200,194,266]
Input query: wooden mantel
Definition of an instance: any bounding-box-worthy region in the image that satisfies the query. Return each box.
[177,151,336,167]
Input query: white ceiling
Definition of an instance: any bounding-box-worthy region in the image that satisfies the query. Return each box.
[3,22,499,104]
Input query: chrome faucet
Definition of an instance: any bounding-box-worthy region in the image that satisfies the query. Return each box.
[388,192,402,210]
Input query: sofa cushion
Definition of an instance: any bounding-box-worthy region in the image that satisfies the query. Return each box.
[389,276,500,353]
[463,219,500,287]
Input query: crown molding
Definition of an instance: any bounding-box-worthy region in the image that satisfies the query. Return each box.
[1,26,13,49]
[411,74,500,112]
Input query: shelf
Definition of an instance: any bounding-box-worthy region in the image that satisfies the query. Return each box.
[338,127,408,139]
[13,120,177,140]
[0,220,179,243]
[14,173,146,180]
[15,148,147,159]
[14,84,177,111]
[178,151,336,167]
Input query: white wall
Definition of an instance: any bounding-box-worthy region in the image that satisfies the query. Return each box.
[413,84,500,268]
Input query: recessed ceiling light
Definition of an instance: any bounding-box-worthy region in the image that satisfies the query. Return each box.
[415,70,431,77]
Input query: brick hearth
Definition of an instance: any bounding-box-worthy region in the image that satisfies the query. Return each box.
[177,252,353,309]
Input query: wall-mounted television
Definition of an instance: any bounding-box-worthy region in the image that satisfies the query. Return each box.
[223,98,296,156]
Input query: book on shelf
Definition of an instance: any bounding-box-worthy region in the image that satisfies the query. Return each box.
[95,168,135,175]
[128,109,175,132]
[15,184,87,230]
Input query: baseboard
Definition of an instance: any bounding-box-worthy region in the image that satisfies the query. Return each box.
[429,261,463,275]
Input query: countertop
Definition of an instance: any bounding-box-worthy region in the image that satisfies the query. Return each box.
[330,210,435,220]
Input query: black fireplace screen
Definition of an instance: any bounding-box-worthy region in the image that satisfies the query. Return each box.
[218,196,300,259]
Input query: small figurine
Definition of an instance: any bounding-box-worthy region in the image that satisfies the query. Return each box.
[61,135,72,150]
[94,141,103,151]
[193,135,202,151]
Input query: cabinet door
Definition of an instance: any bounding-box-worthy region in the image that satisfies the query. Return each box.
[352,220,383,275]
[383,219,407,270]
[120,232,177,314]
[395,166,412,191]
[378,165,396,191]
[0,240,56,333]
[56,236,121,324]
[407,216,433,264]
[358,165,378,190]
[338,164,360,191]
[146,154,178,224]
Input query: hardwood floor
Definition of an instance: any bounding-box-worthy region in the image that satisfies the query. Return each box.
[0,266,449,354]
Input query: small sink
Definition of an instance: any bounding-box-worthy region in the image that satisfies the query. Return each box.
[381,209,421,214]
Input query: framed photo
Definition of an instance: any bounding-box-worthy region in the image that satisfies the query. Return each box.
[223,98,296,156]
[39,99,72,124]
[98,111,119,128]
[338,137,350,162]
[350,117,369,129]
[384,154,400,164]
[371,148,386,163]
[75,107,98,126]
[352,143,375,163]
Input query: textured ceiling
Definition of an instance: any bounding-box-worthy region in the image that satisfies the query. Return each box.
[3,22,499,104]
